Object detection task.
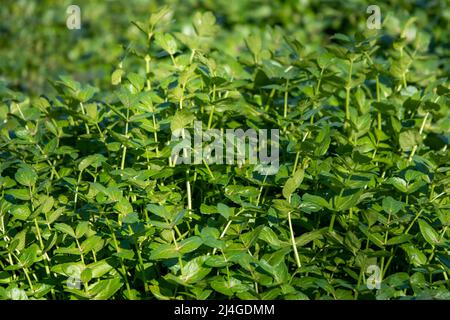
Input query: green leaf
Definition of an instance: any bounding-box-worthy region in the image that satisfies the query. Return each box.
[149,6,171,28]
[193,11,218,37]
[150,244,178,260]
[401,244,427,267]
[333,190,362,212]
[387,177,408,193]
[40,196,54,214]
[81,268,93,284]
[111,69,125,85]
[399,130,422,150]
[88,260,113,278]
[46,207,64,224]
[127,73,145,93]
[78,154,106,171]
[210,277,247,296]
[9,205,30,221]
[382,196,404,215]
[8,288,28,300]
[200,227,224,249]
[205,256,229,268]
[76,85,98,102]
[283,169,304,200]
[245,34,262,58]
[418,220,440,245]
[114,248,135,260]
[200,204,217,214]
[296,229,326,247]
[15,167,37,187]
[81,236,104,253]
[259,227,285,248]
[19,244,39,268]
[55,223,76,238]
[217,203,233,219]
[116,88,140,109]
[179,256,212,284]
[302,193,330,210]
[10,229,27,251]
[114,198,133,215]
[75,221,89,239]
[386,234,413,246]
[5,189,31,201]
[150,235,202,260]
[178,236,203,254]
[155,33,178,55]
[146,204,169,219]
[170,109,195,132]
[89,278,123,300]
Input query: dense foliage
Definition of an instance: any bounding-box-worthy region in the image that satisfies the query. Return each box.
[0,1,449,300]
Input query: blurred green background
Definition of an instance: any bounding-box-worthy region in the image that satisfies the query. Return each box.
[0,0,448,94]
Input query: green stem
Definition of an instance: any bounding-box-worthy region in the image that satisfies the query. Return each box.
[329,213,337,233]
[12,252,34,292]
[284,79,289,118]
[212,209,245,255]
[380,210,392,278]
[293,151,300,174]
[376,75,381,130]
[186,170,192,217]
[152,114,159,157]
[104,217,132,299]
[408,112,429,162]
[73,170,83,212]
[145,55,151,91]
[315,68,324,96]
[202,159,215,180]
[288,211,301,269]
[73,237,84,264]
[428,226,448,263]
[207,84,216,129]
[172,229,184,275]
[129,225,148,295]
[79,102,90,134]
[345,59,353,129]
[121,108,130,170]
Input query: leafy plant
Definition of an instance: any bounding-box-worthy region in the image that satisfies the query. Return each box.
[0,1,449,300]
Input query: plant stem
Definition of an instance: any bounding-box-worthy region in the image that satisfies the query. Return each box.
[186,170,192,217]
[12,252,34,292]
[380,210,392,278]
[345,59,353,127]
[376,75,381,130]
[104,217,132,299]
[73,170,83,212]
[128,225,149,295]
[121,108,130,170]
[207,84,216,129]
[202,159,215,180]
[75,237,85,264]
[79,102,90,134]
[145,55,151,91]
[315,68,324,96]
[288,211,301,269]
[284,79,289,118]
[212,209,245,255]
[152,114,159,157]
[329,213,337,232]
[408,112,429,162]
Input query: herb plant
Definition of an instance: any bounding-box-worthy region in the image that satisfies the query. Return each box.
[0,1,449,300]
